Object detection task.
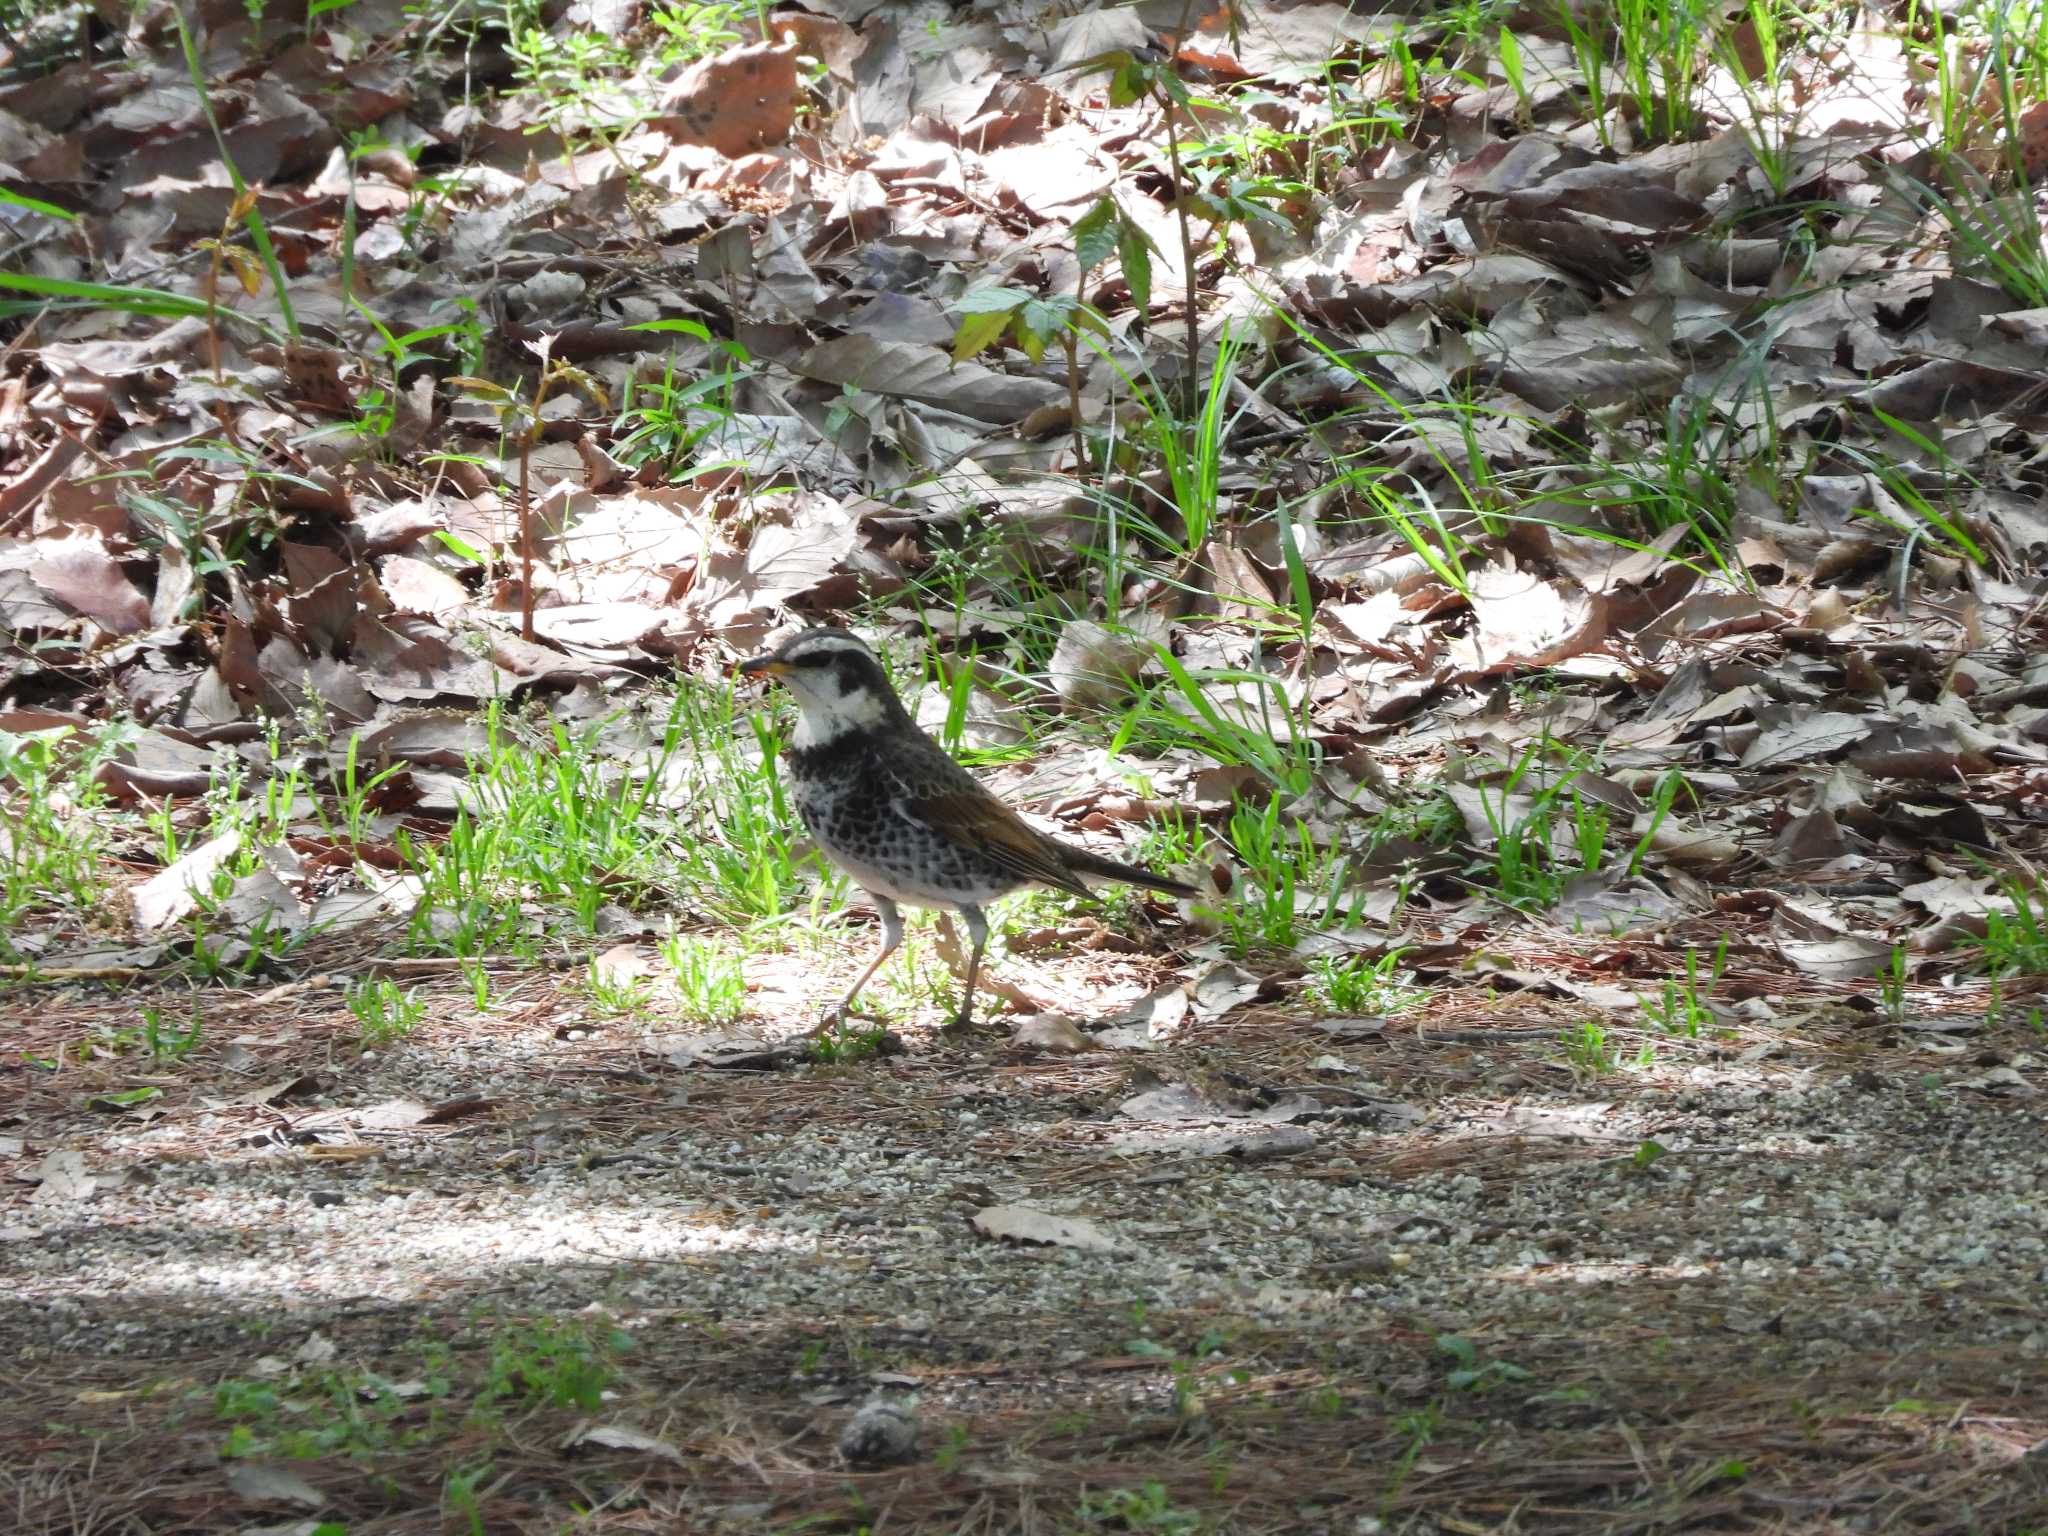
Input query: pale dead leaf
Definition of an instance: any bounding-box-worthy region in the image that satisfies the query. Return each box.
[26,1149,94,1204]
[225,1463,326,1510]
[564,1423,686,1461]
[972,1204,1120,1253]
[132,831,243,931]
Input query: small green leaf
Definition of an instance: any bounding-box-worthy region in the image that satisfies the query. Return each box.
[89,1086,164,1110]
[1011,317,1047,364]
[626,317,715,341]
[951,308,1014,362]
[0,188,76,220]
[1118,224,1153,313]
[1109,60,1147,107]
[435,530,490,565]
[1884,1398,1939,1414]
[1072,198,1118,272]
[953,285,1035,315]
[1018,297,1065,340]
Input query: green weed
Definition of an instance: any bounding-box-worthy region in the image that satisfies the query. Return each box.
[661,931,747,1024]
[0,724,119,952]
[348,976,425,1044]
[1309,951,1418,1014]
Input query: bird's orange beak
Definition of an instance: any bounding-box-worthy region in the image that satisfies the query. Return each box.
[738,652,786,678]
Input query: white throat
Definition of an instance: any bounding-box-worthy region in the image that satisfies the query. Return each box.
[788,675,890,749]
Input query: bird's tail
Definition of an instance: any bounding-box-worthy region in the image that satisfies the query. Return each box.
[1064,847,1200,899]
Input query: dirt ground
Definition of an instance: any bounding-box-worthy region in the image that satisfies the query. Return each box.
[6,931,2045,1536]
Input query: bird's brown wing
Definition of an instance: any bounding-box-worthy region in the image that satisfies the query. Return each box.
[882,735,1094,899]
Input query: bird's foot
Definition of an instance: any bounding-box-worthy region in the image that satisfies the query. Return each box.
[805,1000,891,1040]
[800,1006,852,1039]
[941,1004,989,1034]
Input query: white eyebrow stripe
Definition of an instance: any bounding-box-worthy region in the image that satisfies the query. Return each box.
[785,635,873,659]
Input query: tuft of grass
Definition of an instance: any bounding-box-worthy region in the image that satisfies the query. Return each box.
[585,959,654,1019]
[660,930,747,1024]
[807,1021,891,1064]
[1559,1019,1622,1076]
[348,976,425,1045]
[474,1312,630,1415]
[1308,950,1418,1014]
[1638,944,1724,1036]
[0,724,121,953]
[1974,870,2048,975]
[398,680,819,959]
[1073,1480,1204,1533]
[1218,796,1325,954]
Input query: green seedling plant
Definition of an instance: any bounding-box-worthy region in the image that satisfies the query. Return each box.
[1112,646,1319,798]
[473,1313,630,1415]
[1310,950,1418,1013]
[444,1458,492,1536]
[1498,23,1534,123]
[1466,741,1623,911]
[1382,1398,1443,1512]
[951,282,1111,371]
[669,685,824,923]
[0,725,116,952]
[1639,943,1725,1036]
[1473,791,1564,912]
[1555,0,1710,147]
[452,350,609,642]
[1436,1332,1532,1393]
[1136,810,1208,883]
[1559,1019,1621,1077]
[1568,788,1610,874]
[1715,0,1796,197]
[1879,946,1910,1022]
[646,0,752,65]
[320,731,409,861]
[1039,193,1155,466]
[338,293,487,448]
[1123,1320,1240,1425]
[875,926,958,1020]
[134,1006,206,1063]
[1074,1480,1202,1534]
[615,319,758,476]
[585,960,653,1019]
[402,699,691,955]
[349,977,425,1045]
[1219,795,1318,952]
[123,482,278,624]
[1625,767,1689,876]
[1974,869,2048,975]
[501,26,666,230]
[660,931,746,1024]
[802,1024,892,1073]
[1065,45,1214,407]
[172,8,296,342]
[214,1368,431,1461]
[1169,134,1309,258]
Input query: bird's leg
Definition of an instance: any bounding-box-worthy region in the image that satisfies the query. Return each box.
[812,895,902,1036]
[946,905,990,1030]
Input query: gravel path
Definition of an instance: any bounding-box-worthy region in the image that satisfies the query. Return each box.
[6,967,2045,1534]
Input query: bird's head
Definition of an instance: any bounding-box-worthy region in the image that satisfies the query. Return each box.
[738,628,905,745]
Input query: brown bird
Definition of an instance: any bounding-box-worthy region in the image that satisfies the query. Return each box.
[739,627,1195,1029]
